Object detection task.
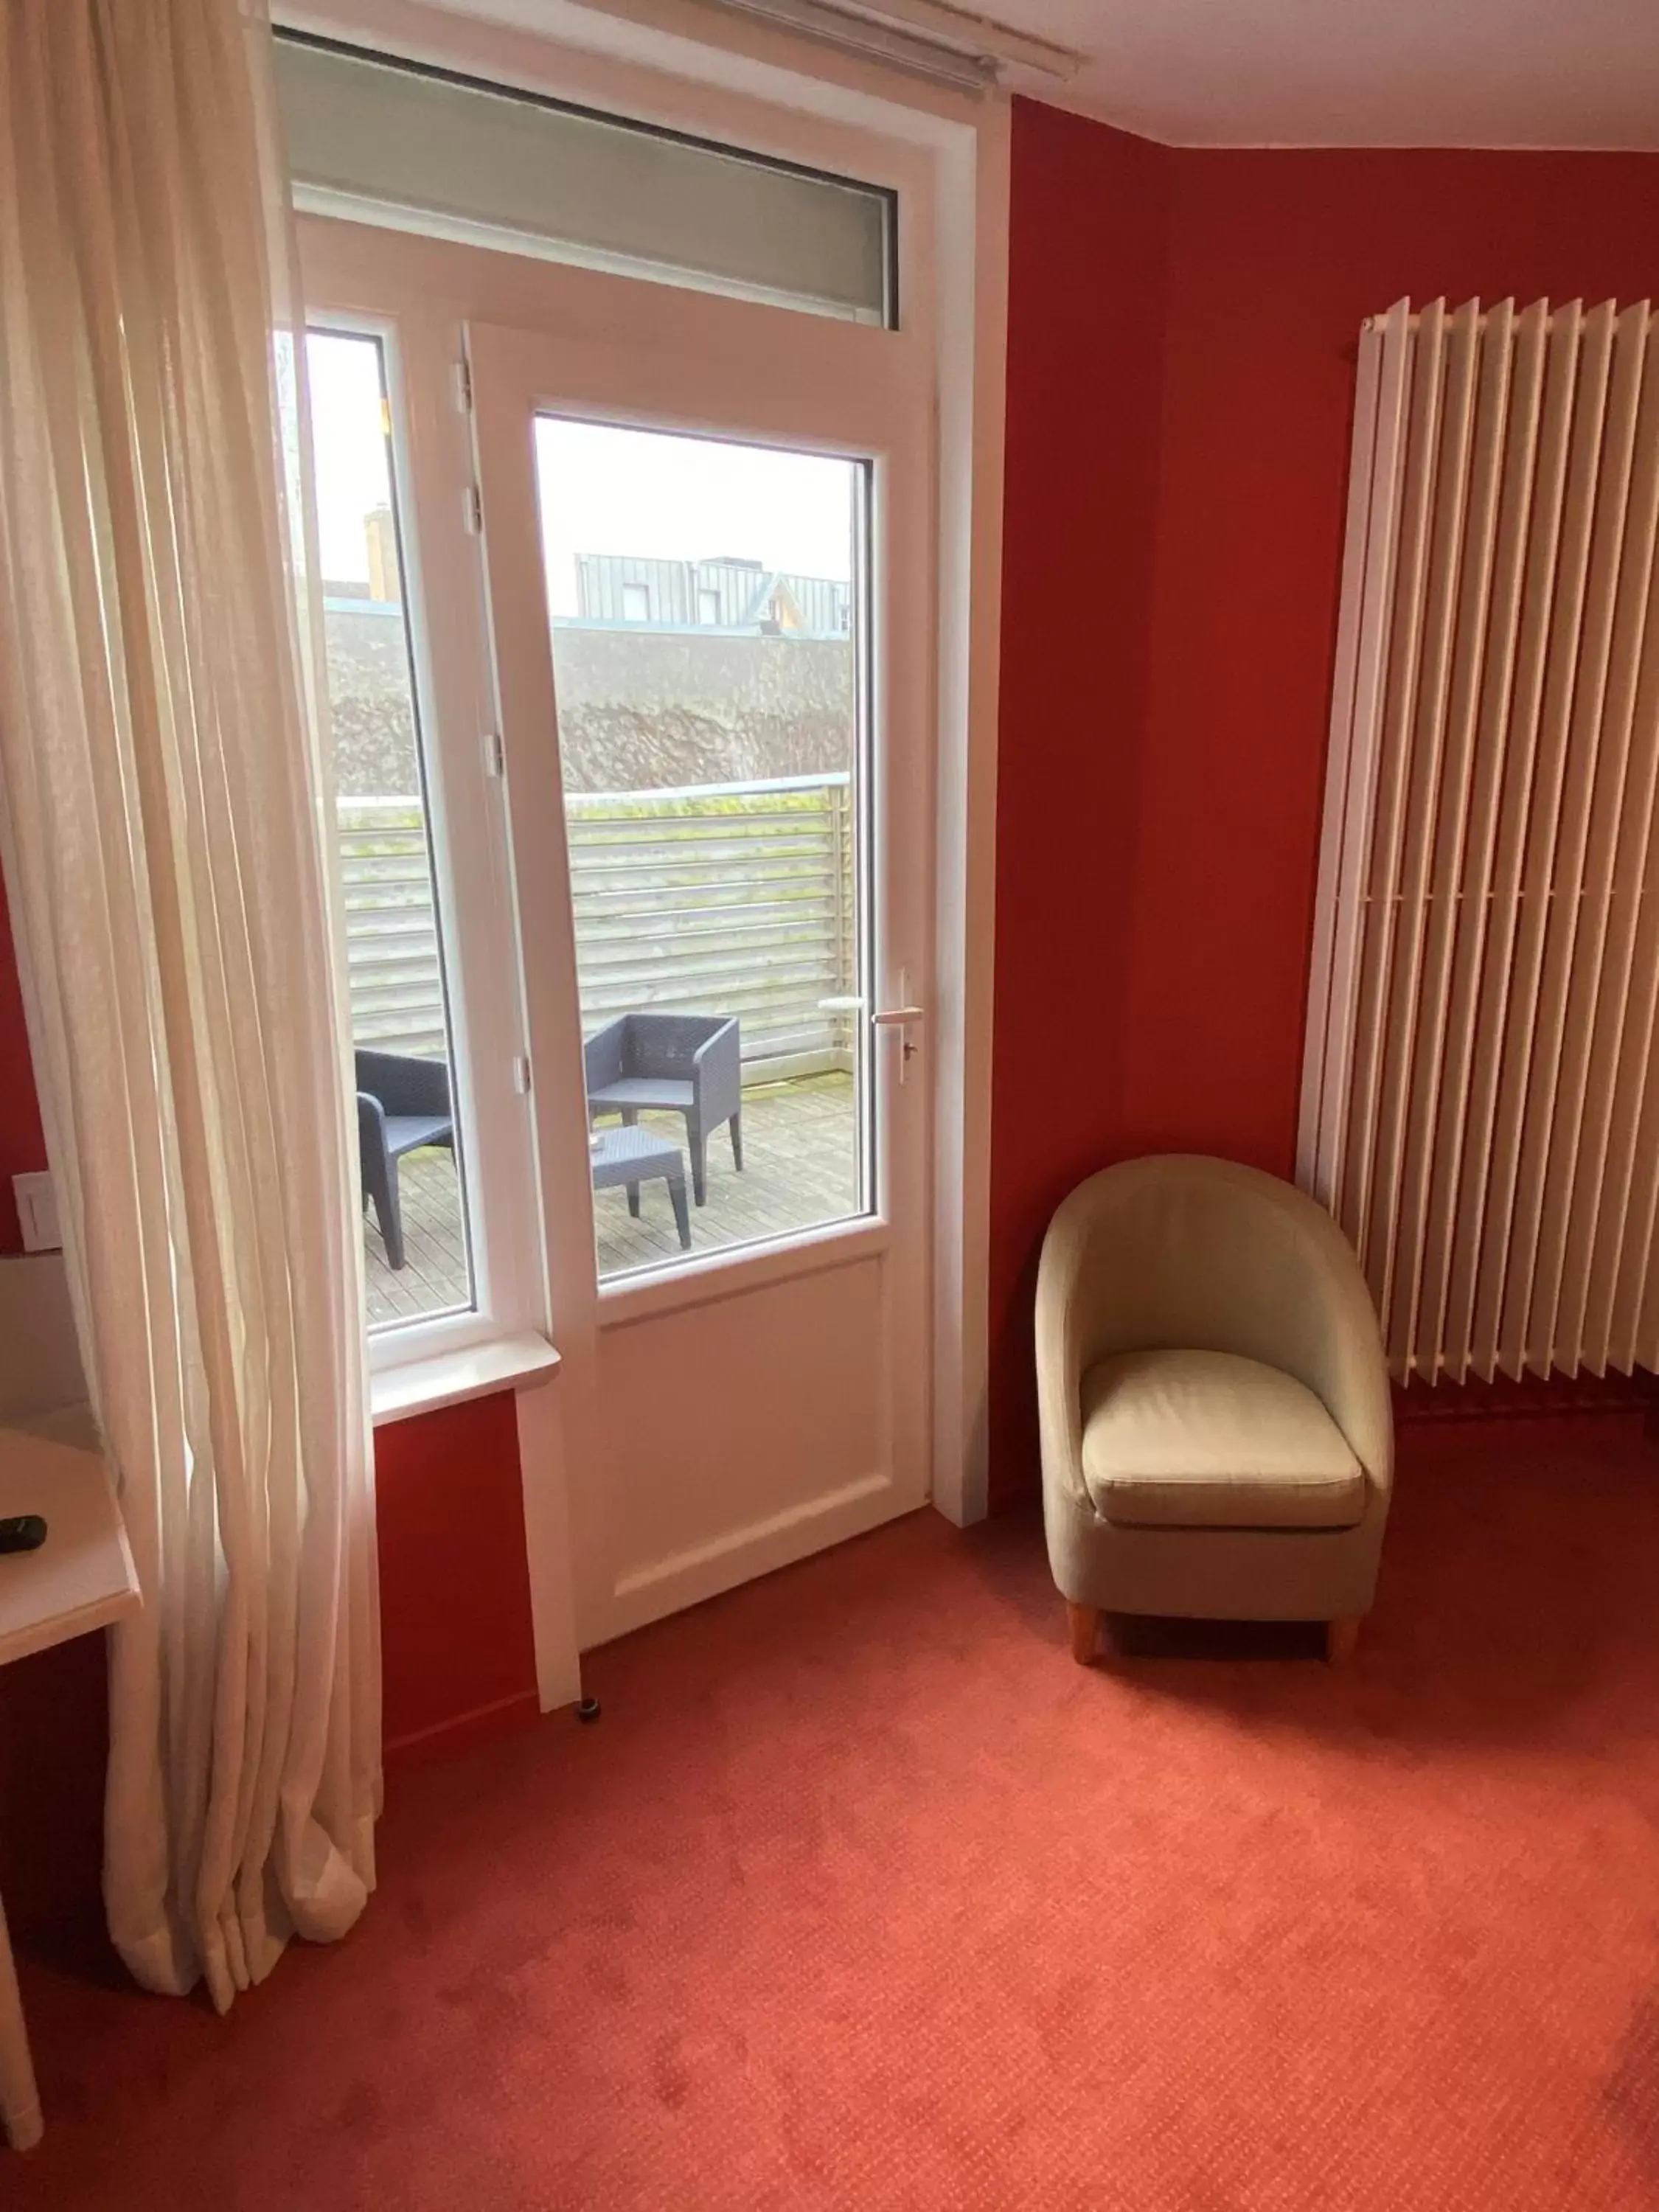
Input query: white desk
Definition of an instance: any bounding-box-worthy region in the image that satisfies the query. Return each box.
[0,1427,139,2152]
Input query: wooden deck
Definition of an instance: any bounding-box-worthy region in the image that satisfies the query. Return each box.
[364,1072,860,1326]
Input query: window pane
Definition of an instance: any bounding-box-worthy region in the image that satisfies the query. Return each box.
[307,331,474,1327]
[534,420,872,1283]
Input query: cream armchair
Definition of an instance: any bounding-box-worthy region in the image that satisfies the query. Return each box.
[1036,1155,1392,1666]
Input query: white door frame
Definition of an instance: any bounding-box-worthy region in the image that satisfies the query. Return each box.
[287,0,1006,1645]
[469,285,934,1642]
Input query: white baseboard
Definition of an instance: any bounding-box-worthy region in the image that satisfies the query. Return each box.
[599,1469,920,1642]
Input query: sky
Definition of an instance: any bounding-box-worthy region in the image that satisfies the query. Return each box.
[534,418,855,615]
[307,333,392,585]
[305,330,858,605]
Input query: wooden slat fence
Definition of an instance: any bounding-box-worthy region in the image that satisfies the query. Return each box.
[565,774,858,1073]
[338,797,448,1060]
[336,775,858,1074]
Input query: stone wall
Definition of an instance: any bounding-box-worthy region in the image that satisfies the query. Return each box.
[322,604,855,796]
[324,604,420,797]
[552,627,854,792]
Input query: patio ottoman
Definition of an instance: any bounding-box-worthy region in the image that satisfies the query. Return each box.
[590,1126,692,1251]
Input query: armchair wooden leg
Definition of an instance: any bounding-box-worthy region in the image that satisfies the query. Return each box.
[1326,1616,1360,1666]
[1066,1601,1100,1666]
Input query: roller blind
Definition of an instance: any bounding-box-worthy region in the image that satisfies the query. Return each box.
[274,35,894,327]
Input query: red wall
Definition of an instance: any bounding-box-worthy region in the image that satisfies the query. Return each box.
[990,108,1172,1507]
[989,102,1659,1505]
[0,883,44,1250]
[374,1390,539,1756]
[0,1390,539,1944]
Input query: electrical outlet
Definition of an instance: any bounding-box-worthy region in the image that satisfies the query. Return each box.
[13,1171,60,1253]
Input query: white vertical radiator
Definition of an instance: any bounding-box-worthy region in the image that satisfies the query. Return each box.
[1301,295,1659,1385]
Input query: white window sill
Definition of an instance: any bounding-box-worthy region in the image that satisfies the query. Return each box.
[370,1332,560,1427]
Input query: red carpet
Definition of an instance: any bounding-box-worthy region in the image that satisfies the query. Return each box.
[10,1416,1659,2209]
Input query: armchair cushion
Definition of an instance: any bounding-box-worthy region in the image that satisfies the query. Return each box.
[1080,1348,1365,1532]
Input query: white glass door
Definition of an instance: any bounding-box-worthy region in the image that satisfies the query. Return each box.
[470,301,932,1643]
[536,417,872,1279]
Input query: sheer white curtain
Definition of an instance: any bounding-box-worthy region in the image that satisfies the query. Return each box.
[0,0,379,2008]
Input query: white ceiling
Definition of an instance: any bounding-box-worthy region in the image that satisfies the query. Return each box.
[992,0,1659,150]
[310,0,1659,150]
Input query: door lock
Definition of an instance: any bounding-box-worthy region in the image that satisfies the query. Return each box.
[872,999,925,1082]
